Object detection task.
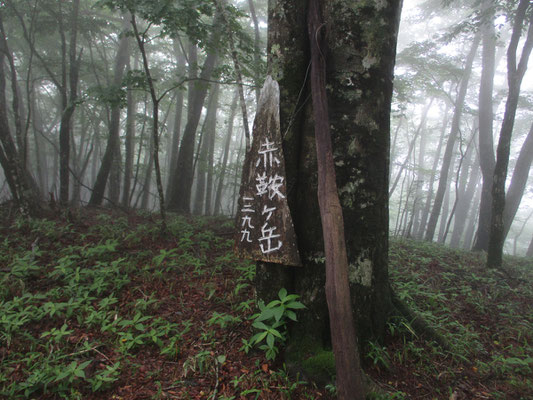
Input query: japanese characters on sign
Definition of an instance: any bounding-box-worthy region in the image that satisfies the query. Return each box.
[234,76,301,266]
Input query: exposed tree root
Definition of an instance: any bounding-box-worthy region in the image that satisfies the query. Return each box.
[390,291,452,352]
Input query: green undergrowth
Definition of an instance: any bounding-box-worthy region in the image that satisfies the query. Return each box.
[383,238,533,398]
[0,210,326,399]
[1,210,531,399]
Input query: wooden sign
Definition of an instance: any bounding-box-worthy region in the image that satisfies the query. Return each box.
[234,76,301,266]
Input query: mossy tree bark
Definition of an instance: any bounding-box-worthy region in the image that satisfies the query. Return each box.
[255,0,402,367]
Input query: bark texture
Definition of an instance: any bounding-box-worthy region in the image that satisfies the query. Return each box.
[308,0,365,396]
[255,0,402,376]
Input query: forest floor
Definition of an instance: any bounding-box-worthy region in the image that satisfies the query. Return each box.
[0,208,531,400]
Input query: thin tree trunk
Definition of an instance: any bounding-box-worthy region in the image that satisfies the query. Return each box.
[140,140,154,210]
[122,63,136,207]
[193,84,219,215]
[214,90,239,215]
[450,144,480,248]
[204,90,218,216]
[416,103,449,239]
[425,34,480,241]
[463,186,481,250]
[512,211,532,256]
[389,100,432,198]
[247,0,261,102]
[59,0,82,205]
[526,234,533,257]
[231,130,245,216]
[411,113,428,235]
[131,13,166,225]
[441,132,475,244]
[215,0,251,152]
[308,1,364,397]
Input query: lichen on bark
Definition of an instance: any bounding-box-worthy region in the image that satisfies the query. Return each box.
[255,0,403,377]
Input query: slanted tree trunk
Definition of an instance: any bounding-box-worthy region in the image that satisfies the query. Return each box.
[512,211,532,256]
[130,13,167,224]
[255,0,402,383]
[89,16,129,206]
[474,0,497,251]
[487,0,533,269]
[389,99,432,198]
[502,121,533,239]
[527,235,533,257]
[425,34,480,241]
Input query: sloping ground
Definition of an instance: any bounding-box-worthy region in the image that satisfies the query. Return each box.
[0,209,330,399]
[0,208,531,399]
[375,239,533,399]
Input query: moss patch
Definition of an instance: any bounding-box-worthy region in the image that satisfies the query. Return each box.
[286,337,335,385]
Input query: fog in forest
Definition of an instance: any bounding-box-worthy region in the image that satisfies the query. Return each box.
[0,0,531,256]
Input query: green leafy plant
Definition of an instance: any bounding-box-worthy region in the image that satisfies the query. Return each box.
[242,288,305,360]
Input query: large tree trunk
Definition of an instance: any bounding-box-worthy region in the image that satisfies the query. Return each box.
[89,16,129,206]
[487,0,533,269]
[307,1,365,396]
[473,0,497,251]
[255,0,402,379]
[425,34,480,241]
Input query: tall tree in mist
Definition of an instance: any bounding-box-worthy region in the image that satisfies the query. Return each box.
[425,33,480,241]
[487,0,533,269]
[89,15,130,206]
